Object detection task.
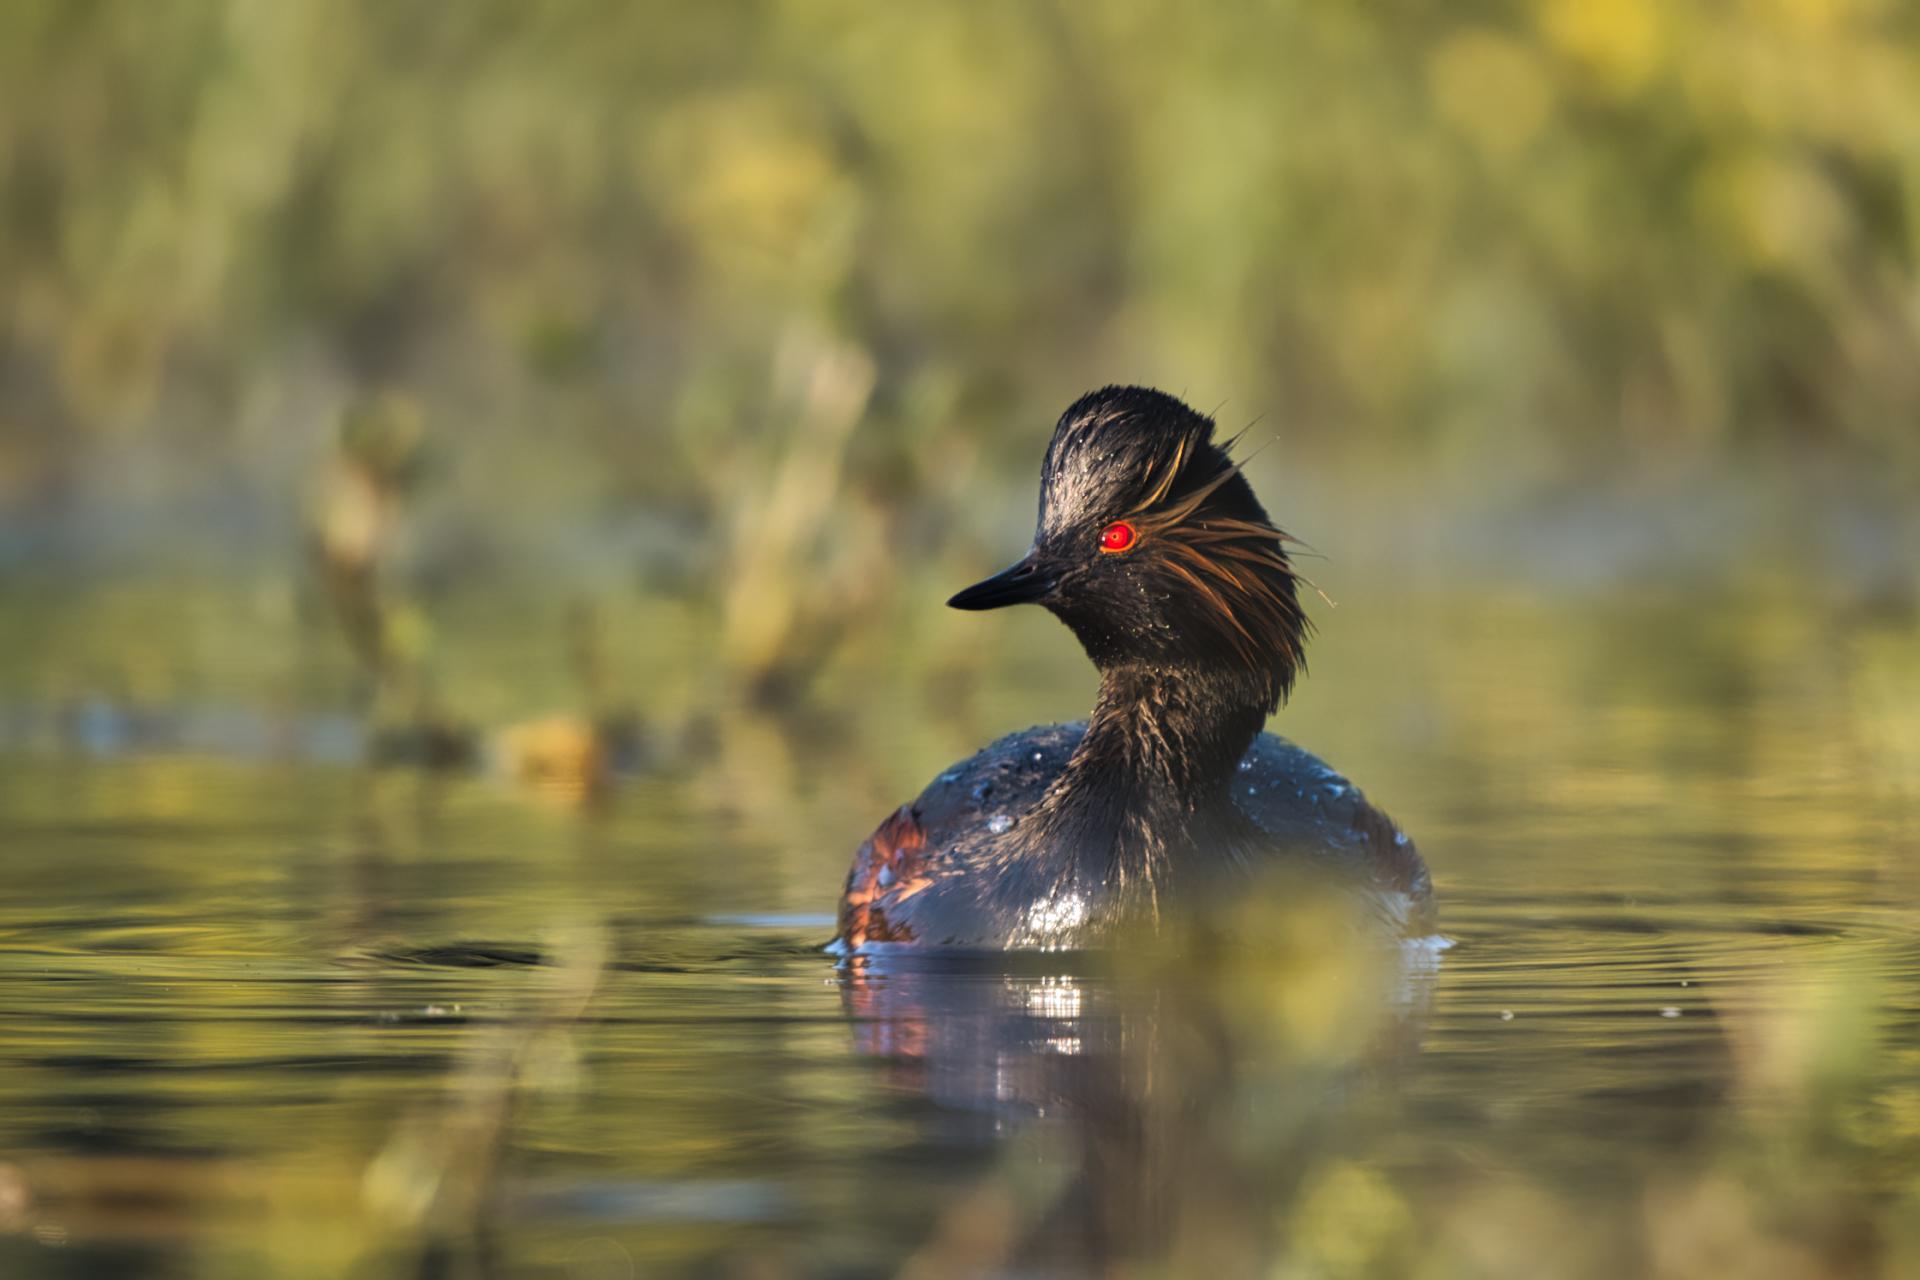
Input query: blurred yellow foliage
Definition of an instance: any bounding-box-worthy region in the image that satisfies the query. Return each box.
[1693,153,1850,270]
[1431,31,1554,159]
[646,90,858,291]
[1288,1161,1416,1278]
[1539,0,1663,97]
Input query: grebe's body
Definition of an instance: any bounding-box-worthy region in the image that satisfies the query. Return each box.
[835,387,1431,952]
[838,722,1430,951]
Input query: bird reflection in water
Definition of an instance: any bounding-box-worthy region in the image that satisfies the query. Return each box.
[837,878,1442,1274]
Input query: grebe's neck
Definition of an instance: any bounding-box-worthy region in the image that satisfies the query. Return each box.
[1032,663,1268,905]
[1079,664,1267,803]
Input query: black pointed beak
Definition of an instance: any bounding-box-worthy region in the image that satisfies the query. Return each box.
[947,554,1054,611]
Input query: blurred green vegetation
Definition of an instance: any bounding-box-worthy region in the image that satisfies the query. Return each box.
[3,0,1918,712]
[5,0,1919,515]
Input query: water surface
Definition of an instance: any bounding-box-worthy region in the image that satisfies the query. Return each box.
[1,582,1916,1277]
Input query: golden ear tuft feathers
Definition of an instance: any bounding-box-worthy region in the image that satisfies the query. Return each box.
[1126,446,1310,702]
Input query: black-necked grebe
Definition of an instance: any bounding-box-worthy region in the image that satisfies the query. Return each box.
[836,387,1431,951]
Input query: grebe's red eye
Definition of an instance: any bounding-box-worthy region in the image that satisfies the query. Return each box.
[1098,520,1138,553]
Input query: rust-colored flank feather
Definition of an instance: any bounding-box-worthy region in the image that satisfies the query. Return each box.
[838,806,933,949]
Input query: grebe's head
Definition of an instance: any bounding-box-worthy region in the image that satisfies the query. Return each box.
[948,386,1309,711]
